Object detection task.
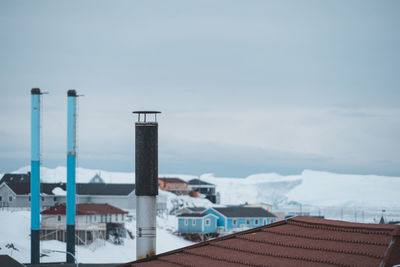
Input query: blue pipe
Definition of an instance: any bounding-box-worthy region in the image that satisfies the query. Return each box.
[66,90,77,263]
[30,88,41,264]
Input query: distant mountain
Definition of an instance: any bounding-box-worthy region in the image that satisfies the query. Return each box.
[10,166,400,208]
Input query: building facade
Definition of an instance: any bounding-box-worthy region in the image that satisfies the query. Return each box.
[41,203,128,245]
[203,207,277,233]
[178,213,219,233]
[158,177,188,195]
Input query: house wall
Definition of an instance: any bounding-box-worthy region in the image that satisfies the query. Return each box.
[226,217,276,230]
[188,185,216,195]
[178,217,203,233]
[203,209,226,228]
[42,213,125,230]
[203,215,217,233]
[158,179,188,191]
[0,184,16,207]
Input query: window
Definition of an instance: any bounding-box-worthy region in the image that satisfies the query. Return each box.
[246,219,250,225]
[255,219,259,225]
[184,219,188,226]
[41,197,44,201]
[0,196,2,201]
[9,196,12,202]
[58,216,61,221]
[94,215,97,222]
[205,219,210,226]
[53,197,57,201]
[101,215,104,223]
[122,214,124,221]
[233,219,237,226]
[263,219,267,225]
[192,219,196,226]
[115,214,118,222]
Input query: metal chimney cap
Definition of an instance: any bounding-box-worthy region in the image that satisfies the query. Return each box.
[31,88,41,95]
[67,90,77,96]
[133,111,161,114]
[133,111,161,123]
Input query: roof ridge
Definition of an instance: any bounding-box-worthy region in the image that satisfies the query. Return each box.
[262,228,389,246]
[288,219,393,235]
[207,243,353,267]
[237,234,383,259]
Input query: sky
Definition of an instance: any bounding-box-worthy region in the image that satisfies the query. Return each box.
[0,0,399,177]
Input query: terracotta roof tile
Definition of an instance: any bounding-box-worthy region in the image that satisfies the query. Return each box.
[120,216,400,267]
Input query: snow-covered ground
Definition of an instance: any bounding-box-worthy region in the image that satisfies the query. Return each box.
[0,209,193,264]
[1,166,400,264]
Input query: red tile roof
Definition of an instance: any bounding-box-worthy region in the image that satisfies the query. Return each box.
[41,203,128,215]
[120,216,400,267]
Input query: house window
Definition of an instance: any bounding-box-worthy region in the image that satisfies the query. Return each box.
[255,219,259,225]
[246,219,250,225]
[115,214,118,222]
[94,215,97,222]
[233,219,237,226]
[0,196,2,201]
[58,216,61,221]
[41,197,44,201]
[9,196,12,202]
[122,214,124,221]
[109,214,112,222]
[184,219,188,226]
[53,197,57,201]
[28,196,30,201]
[264,219,267,225]
[192,219,196,226]
[205,219,210,226]
[100,215,104,223]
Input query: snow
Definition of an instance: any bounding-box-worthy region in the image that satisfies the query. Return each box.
[2,166,400,264]
[51,187,66,196]
[0,209,193,264]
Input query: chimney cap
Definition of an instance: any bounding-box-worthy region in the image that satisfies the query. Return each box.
[67,90,77,96]
[133,111,161,114]
[31,88,41,95]
[133,111,161,123]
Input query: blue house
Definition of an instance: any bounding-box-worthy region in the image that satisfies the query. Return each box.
[203,207,277,233]
[177,213,219,233]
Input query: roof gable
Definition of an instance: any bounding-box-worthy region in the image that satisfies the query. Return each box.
[122,216,400,267]
[89,173,105,184]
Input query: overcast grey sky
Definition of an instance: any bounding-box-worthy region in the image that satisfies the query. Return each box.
[0,0,399,176]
